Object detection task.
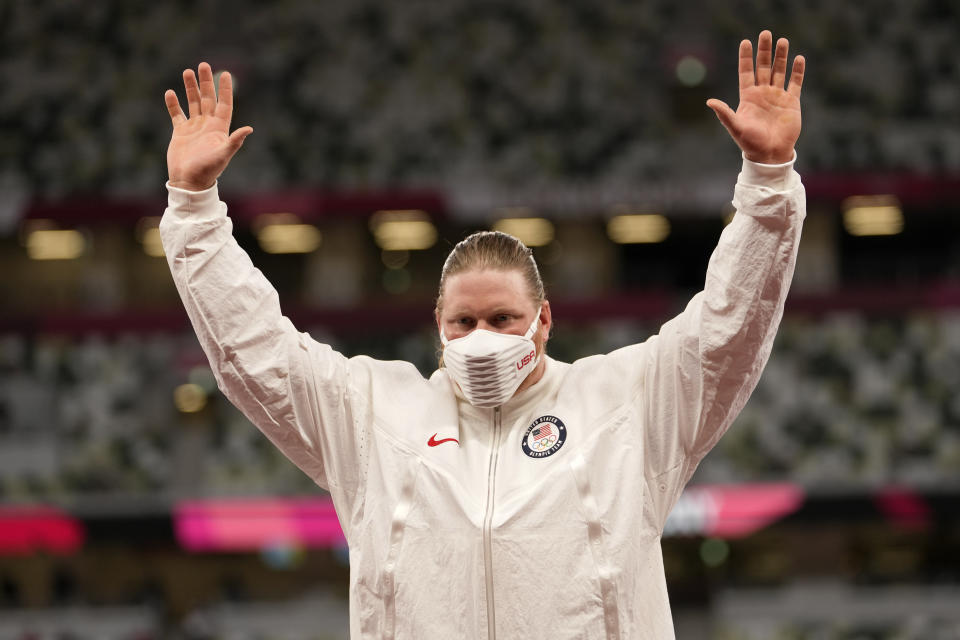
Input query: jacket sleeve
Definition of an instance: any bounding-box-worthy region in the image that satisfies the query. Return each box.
[159,183,368,530]
[637,154,805,528]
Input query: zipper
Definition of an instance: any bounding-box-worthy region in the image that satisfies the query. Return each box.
[482,407,503,640]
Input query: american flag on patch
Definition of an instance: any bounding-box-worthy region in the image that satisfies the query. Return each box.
[532,424,553,441]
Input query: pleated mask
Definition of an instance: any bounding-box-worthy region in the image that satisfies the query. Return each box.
[441,311,541,408]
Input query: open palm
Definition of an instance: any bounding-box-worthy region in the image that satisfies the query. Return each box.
[707,31,805,165]
[165,62,253,192]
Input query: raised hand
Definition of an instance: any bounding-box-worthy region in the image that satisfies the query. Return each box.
[165,62,253,192]
[707,31,805,165]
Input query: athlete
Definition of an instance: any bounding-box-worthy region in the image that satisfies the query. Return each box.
[161,30,805,639]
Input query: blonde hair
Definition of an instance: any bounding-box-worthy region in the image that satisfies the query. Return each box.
[435,230,545,314]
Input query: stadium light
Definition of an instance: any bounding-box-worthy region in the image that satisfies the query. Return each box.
[254,213,322,254]
[370,210,437,251]
[606,213,670,244]
[676,55,707,87]
[842,195,903,236]
[23,219,87,260]
[136,217,165,257]
[492,213,555,247]
[174,383,207,413]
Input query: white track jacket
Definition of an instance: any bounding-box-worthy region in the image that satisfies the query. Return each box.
[161,155,805,639]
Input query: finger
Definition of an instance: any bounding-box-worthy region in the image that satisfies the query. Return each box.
[164,89,187,127]
[706,99,741,137]
[198,62,217,116]
[225,126,253,157]
[214,71,234,122]
[737,39,754,92]
[755,30,773,85]
[183,68,201,118]
[771,37,789,88]
[787,55,806,98]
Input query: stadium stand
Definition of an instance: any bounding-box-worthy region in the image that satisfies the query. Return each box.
[2,0,960,637]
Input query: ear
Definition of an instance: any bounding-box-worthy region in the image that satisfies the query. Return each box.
[538,300,552,344]
[435,309,443,336]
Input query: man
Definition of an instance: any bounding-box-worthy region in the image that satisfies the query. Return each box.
[161,30,805,639]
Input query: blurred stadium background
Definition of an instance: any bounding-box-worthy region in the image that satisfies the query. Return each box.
[2,0,960,638]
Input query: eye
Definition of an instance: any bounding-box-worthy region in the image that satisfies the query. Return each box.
[494,314,511,324]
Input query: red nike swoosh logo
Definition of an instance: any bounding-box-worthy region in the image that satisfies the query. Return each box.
[427,434,459,447]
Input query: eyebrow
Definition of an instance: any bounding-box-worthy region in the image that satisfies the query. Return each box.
[446,306,525,318]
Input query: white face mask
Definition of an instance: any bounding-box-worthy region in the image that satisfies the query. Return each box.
[441,310,542,408]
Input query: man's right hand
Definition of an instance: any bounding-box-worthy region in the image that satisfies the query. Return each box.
[165,62,253,192]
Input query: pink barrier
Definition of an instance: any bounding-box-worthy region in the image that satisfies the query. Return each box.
[703,483,806,538]
[174,497,346,552]
[671,483,806,538]
[176,484,806,552]
[0,505,85,555]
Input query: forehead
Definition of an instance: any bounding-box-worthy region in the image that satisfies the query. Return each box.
[441,269,535,314]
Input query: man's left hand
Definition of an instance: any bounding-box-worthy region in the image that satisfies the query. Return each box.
[707,30,805,165]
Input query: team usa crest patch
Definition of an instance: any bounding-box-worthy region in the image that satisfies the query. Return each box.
[521,415,567,458]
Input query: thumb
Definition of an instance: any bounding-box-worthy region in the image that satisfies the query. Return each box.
[706,99,739,137]
[226,126,253,156]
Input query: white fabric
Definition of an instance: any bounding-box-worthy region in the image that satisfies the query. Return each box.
[160,156,805,640]
[440,310,541,408]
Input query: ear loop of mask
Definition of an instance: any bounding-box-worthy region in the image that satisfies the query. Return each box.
[524,307,542,339]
